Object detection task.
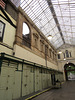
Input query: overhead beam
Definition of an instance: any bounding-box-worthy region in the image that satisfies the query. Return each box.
[46,0,65,44]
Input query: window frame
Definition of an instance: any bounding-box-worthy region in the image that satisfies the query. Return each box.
[22,22,31,48]
[58,54,61,59]
[40,40,44,52]
[33,33,39,49]
[22,22,30,36]
[0,20,5,42]
[65,50,69,58]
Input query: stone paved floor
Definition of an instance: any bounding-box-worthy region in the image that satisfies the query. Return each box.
[32,81,75,100]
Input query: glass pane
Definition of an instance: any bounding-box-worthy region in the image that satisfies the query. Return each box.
[23,23,30,35]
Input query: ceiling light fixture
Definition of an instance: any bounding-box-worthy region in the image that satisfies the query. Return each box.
[64,58,66,60]
[58,50,62,54]
[58,51,62,54]
[47,35,52,40]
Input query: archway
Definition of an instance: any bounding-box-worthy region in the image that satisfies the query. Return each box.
[64,63,75,81]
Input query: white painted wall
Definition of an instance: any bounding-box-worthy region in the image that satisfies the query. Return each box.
[0,11,16,55]
[47,60,58,70]
[57,46,75,80]
[14,44,58,69]
[0,45,12,55]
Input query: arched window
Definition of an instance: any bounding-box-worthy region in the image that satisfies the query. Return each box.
[22,22,30,35]
[69,52,72,57]
[58,54,60,59]
[22,22,31,48]
[65,50,69,58]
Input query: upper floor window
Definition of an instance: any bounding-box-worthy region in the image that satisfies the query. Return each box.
[22,22,30,35]
[33,33,39,49]
[55,54,57,60]
[63,53,66,58]
[40,40,44,52]
[22,22,31,48]
[63,50,72,58]
[49,49,51,58]
[65,50,69,58]
[53,51,54,60]
[58,54,60,59]
[0,21,5,42]
[45,45,48,55]
[69,52,72,57]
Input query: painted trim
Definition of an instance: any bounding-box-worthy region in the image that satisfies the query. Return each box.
[25,82,64,100]
[25,87,52,100]
[0,20,5,42]
[0,53,63,74]
[0,42,13,50]
[0,6,16,28]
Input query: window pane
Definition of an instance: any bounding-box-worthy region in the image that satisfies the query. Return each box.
[23,22,30,35]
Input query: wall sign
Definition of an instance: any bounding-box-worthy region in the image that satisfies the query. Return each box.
[0,21,5,41]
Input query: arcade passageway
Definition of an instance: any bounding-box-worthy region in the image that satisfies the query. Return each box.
[31,81,75,100]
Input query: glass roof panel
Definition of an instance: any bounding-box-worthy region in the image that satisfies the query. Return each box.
[10,0,75,48]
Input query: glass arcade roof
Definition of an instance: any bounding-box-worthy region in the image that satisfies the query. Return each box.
[10,0,75,49]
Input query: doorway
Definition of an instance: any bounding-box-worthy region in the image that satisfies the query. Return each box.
[64,63,75,81]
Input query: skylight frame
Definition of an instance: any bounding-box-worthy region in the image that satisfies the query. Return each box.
[10,0,75,48]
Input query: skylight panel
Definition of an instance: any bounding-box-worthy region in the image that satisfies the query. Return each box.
[38,14,48,25]
[51,18,56,26]
[56,33,61,38]
[66,32,72,37]
[67,37,71,41]
[60,4,69,11]
[39,0,48,11]
[40,28,47,35]
[44,23,51,33]
[25,0,33,5]
[72,27,75,32]
[62,32,67,36]
[73,33,75,37]
[58,18,64,25]
[71,18,75,25]
[70,38,75,45]
[52,0,58,4]
[46,29,55,37]
[65,26,71,32]
[20,1,27,9]
[65,40,69,44]
[60,26,66,31]
[55,11,61,16]
[33,8,43,17]
[58,0,68,4]
[54,41,60,46]
[57,37,62,42]
[63,18,71,25]
[53,27,59,33]
[44,8,53,20]
[71,12,75,16]
[52,36,58,41]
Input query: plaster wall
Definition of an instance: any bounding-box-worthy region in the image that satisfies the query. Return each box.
[57,46,75,80]
[14,44,58,70]
[0,11,16,55]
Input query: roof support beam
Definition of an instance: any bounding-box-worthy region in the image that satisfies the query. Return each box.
[46,0,65,44]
